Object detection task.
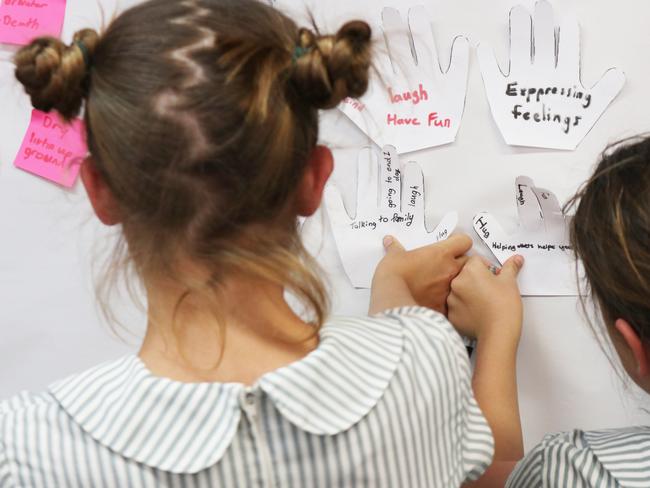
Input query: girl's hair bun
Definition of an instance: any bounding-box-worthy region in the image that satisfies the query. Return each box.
[291,20,372,110]
[14,28,99,121]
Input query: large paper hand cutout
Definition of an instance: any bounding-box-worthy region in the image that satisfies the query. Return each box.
[339,6,470,155]
[473,176,578,296]
[478,0,625,150]
[326,145,458,289]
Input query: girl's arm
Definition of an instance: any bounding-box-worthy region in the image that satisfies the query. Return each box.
[369,234,471,315]
[448,255,525,466]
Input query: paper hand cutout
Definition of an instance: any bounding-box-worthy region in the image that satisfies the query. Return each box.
[473,176,578,296]
[339,6,470,155]
[325,145,458,288]
[478,0,625,150]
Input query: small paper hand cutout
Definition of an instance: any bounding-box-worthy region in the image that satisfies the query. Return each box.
[473,176,578,296]
[325,145,458,288]
[339,6,470,155]
[478,0,625,150]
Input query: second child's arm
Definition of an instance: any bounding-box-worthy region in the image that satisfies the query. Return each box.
[447,255,525,484]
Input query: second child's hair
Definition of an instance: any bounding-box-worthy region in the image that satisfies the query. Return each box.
[568,135,650,342]
[14,0,372,337]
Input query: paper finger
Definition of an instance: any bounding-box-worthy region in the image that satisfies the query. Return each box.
[477,43,506,82]
[473,212,513,265]
[408,6,438,73]
[401,161,425,226]
[589,68,626,114]
[324,184,353,224]
[356,147,380,214]
[374,47,397,88]
[557,17,580,80]
[531,186,565,235]
[446,35,470,88]
[379,145,400,213]
[515,176,544,232]
[509,5,533,74]
[432,211,458,243]
[382,8,416,73]
[533,0,557,71]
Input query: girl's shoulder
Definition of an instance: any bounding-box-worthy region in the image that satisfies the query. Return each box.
[507,426,650,488]
[0,390,61,483]
[0,390,56,422]
[327,306,469,374]
[329,306,465,352]
[322,307,492,483]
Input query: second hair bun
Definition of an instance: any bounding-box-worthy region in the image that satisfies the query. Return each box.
[14,28,99,121]
[291,21,372,110]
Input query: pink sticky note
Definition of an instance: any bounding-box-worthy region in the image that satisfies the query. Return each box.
[0,0,67,46]
[14,109,87,188]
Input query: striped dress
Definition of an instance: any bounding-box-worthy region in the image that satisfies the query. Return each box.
[0,307,493,487]
[506,427,650,487]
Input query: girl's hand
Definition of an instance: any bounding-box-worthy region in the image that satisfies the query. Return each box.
[447,255,524,342]
[369,234,472,315]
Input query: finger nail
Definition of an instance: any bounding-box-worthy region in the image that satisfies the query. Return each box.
[383,235,394,248]
[514,255,525,267]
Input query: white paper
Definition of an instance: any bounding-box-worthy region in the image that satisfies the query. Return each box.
[473,176,578,296]
[478,0,625,150]
[339,6,470,155]
[325,145,458,288]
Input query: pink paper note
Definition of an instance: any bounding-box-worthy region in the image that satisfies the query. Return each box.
[14,109,87,188]
[0,0,67,46]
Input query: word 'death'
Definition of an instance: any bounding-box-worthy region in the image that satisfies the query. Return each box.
[0,0,67,45]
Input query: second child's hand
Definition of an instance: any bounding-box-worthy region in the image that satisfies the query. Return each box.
[465,262,500,356]
[369,234,472,315]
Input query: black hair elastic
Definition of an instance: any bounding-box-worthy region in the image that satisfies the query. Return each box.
[74,40,91,69]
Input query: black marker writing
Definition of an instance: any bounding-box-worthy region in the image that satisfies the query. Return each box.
[475,216,490,239]
[505,82,592,109]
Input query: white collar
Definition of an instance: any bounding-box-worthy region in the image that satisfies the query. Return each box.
[49,314,404,474]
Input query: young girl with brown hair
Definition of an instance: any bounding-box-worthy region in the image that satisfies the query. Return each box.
[450,135,650,487]
[0,0,517,485]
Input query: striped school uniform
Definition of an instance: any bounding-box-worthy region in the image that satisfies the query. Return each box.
[507,427,650,487]
[0,307,494,487]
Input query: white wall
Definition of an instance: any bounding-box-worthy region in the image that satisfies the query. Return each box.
[1,0,649,452]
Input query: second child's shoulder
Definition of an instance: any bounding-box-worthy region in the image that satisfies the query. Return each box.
[508,426,650,488]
